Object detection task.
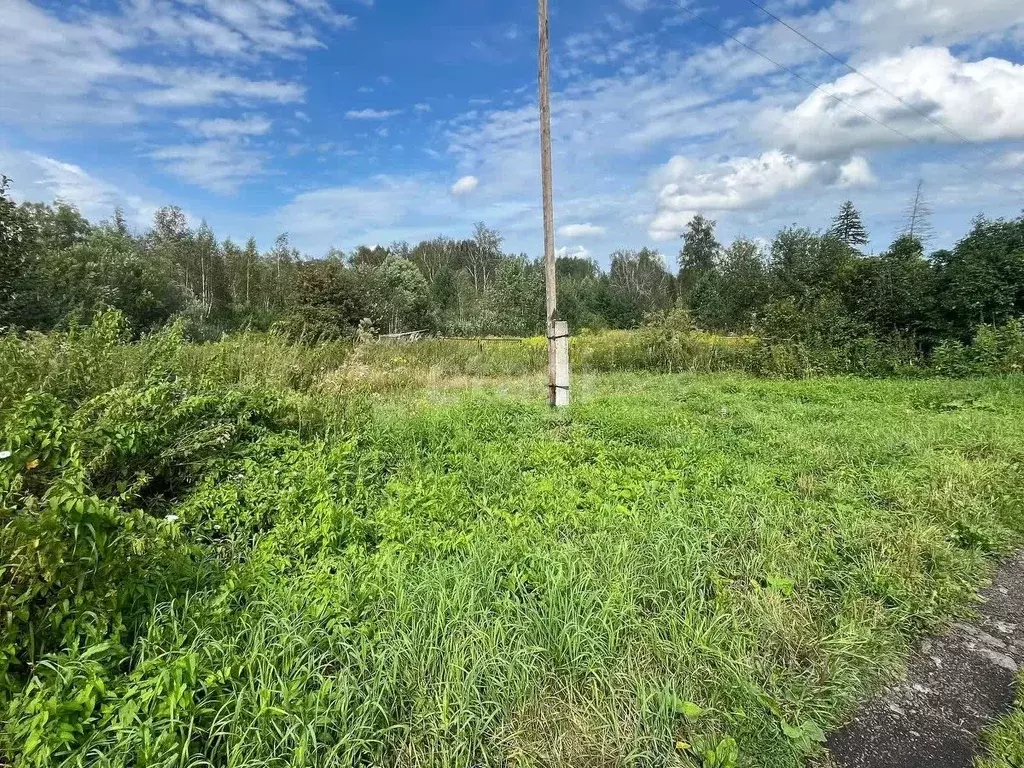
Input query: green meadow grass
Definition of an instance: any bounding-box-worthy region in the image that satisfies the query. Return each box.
[3,321,1024,767]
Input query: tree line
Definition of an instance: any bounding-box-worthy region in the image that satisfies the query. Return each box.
[1,174,1022,349]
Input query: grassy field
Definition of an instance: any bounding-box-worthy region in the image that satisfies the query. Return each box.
[3,319,1024,767]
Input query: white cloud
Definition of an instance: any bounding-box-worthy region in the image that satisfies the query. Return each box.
[0,0,141,126]
[179,0,353,54]
[648,150,859,240]
[288,0,358,28]
[346,108,402,120]
[838,156,876,187]
[808,0,1023,56]
[556,245,592,259]
[996,151,1024,169]
[139,72,304,107]
[178,115,272,137]
[151,140,265,193]
[558,223,606,238]
[450,175,480,196]
[294,110,311,123]
[275,176,475,252]
[0,0,330,130]
[675,0,1024,84]
[414,103,432,113]
[767,47,1024,159]
[274,174,547,254]
[0,148,157,228]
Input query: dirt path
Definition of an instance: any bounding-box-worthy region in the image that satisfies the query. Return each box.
[826,552,1024,768]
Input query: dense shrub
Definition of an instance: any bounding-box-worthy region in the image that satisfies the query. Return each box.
[931,320,1024,377]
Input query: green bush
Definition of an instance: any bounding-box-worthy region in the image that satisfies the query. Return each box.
[931,320,1024,377]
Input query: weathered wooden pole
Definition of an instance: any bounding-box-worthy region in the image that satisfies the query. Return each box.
[538,0,570,407]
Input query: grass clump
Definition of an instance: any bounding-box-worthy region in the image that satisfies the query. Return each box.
[976,676,1024,768]
[3,313,1024,767]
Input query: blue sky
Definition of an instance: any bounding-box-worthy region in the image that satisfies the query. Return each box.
[1,0,1022,264]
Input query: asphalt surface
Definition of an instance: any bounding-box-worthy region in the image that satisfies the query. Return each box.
[826,552,1024,768]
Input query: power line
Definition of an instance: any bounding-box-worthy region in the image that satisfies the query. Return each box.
[737,0,1002,160]
[674,3,1017,195]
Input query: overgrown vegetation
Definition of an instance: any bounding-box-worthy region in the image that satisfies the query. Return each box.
[3,315,1024,767]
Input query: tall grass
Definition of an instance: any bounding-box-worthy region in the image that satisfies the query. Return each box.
[3,313,1024,767]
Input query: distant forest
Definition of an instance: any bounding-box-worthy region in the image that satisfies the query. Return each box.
[1,174,1022,348]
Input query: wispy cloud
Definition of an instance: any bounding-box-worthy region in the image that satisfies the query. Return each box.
[0,148,157,228]
[178,115,273,137]
[558,223,606,238]
[152,139,266,194]
[346,108,402,120]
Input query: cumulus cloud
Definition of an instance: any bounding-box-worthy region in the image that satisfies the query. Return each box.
[558,223,606,238]
[838,156,876,187]
[648,150,863,240]
[414,103,432,113]
[450,175,480,195]
[346,108,402,120]
[556,245,592,259]
[766,47,1024,159]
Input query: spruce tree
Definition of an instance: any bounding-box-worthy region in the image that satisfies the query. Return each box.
[677,214,720,303]
[828,200,869,248]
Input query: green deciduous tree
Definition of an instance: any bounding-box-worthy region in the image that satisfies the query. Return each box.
[0,176,34,327]
[847,234,937,342]
[936,215,1024,335]
[609,247,672,326]
[360,254,430,334]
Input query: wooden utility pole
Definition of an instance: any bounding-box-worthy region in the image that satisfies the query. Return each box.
[538,0,570,407]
